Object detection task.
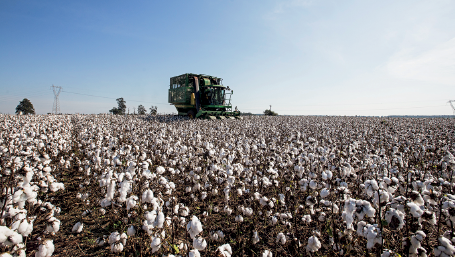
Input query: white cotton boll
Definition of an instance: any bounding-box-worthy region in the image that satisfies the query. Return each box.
[0,253,13,257]
[127,225,136,236]
[306,235,321,252]
[261,250,273,257]
[217,244,232,257]
[211,232,219,241]
[45,217,60,234]
[193,237,207,250]
[126,195,137,211]
[189,249,201,257]
[18,217,34,237]
[150,236,161,253]
[201,191,208,200]
[365,224,382,249]
[156,166,165,175]
[253,231,260,244]
[99,208,106,215]
[217,230,225,239]
[187,216,203,239]
[276,232,286,245]
[180,206,189,217]
[410,191,425,206]
[12,242,26,257]
[72,222,83,233]
[318,212,326,221]
[436,236,455,256]
[260,196,269,206]
[235,215,243,223]
[320,188,329,198]
[49,182,65,192]
[410,230,426,254]
[381,250,394,257]
[302,214,312,223]
[0,227,22,246]
[243,207,253,216]
[365,179,379,197]
[110,242,124,253]
[35,239,54,257]
[271,216,278,225]
[224,206,233,215]
[407,202,424,217]
[344,199,356,229]
[155,211,165,228]
[309,180,317,189]
[120,233,127,245]
[107,231,120,245]
[385,208,405,230]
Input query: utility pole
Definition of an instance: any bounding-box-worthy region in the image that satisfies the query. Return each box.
[270,105,272,111]
[51,85,62,114]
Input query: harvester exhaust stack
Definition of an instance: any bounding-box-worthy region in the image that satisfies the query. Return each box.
[194,76,201,112]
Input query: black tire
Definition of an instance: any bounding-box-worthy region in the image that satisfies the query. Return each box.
[187,110,196,119]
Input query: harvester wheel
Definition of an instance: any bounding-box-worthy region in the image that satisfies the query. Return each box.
[187,110,196,119]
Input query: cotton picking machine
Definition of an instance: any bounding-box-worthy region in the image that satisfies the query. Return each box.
[168,73,242,119]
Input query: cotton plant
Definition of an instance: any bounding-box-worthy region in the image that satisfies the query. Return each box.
[357,221,382,249]
[434,236,455,256]
[408,231,427,256]
[2,112,455,255]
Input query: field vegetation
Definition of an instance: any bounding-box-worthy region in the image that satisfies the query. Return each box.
[1,115,455,256]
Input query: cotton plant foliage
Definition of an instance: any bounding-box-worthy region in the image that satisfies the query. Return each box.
[1,114,455,256]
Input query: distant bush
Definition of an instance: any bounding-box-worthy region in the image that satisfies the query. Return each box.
[263,109,278,116]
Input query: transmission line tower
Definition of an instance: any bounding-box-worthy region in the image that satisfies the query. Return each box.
[449,100,455,115]
[51,85,62,114]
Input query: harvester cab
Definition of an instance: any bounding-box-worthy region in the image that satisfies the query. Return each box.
[168,73,241,119]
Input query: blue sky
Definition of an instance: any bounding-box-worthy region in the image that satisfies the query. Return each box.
[1,0,454,116]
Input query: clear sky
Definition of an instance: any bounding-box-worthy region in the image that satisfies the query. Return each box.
[1,0,454,116]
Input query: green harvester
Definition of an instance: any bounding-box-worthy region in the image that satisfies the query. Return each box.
[168,73,242,119]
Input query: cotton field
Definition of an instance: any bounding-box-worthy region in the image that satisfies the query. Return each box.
[1,114,455,257]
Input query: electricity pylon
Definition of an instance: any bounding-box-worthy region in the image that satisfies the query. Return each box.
[449,100,455,115]
[51,85,62,114]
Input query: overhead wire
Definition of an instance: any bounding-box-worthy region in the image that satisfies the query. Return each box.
[61,90,169,105]
[241,104,448,112]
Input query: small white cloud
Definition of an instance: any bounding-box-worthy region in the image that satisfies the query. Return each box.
[387,37,455,85]
[272,0,314,14]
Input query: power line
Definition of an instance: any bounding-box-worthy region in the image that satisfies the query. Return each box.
[241,104,447,112]
[61,90,168,105]
[240,99,446,108]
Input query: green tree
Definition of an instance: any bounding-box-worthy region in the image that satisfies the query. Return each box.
[138,105,146,115]
[149,106,157,115]
[16,98,35,115]
[109,98,127,115]
[263,109,278,116]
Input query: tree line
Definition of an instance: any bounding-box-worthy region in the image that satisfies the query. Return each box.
[109,98,157,115]
[12,98,157,115]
